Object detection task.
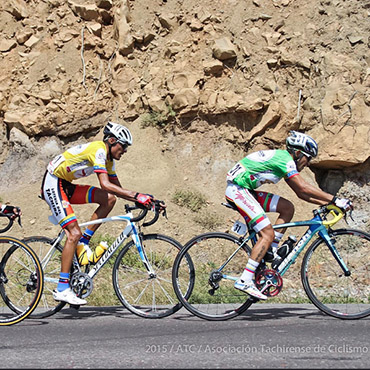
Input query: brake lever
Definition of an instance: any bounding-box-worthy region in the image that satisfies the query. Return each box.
[162,208,167,220]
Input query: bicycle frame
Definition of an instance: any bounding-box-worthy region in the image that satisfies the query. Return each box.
[221,206,348,281]
[42,212,154,284]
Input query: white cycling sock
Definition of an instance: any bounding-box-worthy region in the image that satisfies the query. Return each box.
[271,231,284,253]
[239,258,259,283]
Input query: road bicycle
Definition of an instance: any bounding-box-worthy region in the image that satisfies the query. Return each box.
[23,200,192,319]
[0,212,43,326]
[172,203,370,321]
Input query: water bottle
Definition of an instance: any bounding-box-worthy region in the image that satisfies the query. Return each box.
[271,235,297,270]
[76,242,93,266]
[89,241,108,264]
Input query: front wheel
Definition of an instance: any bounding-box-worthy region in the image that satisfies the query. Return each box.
[302,229,370,319]
[113,233,193,318]
[172,232,254,321]
[0,237,43,325]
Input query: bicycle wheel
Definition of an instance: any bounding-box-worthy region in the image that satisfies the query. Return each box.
[0,215,13,234]
[22,236,66,318]
[172,232,254,321]
[302,229,370,319]
[0,237,43,325]
[113,233,193,318]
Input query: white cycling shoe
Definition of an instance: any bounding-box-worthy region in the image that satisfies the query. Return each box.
[234,280,267,300]
[53,288,87,305]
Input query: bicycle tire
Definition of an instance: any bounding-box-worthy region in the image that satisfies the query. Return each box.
[0,237,43,325]
[172,232,254,321]
[301,228,370,319]
[22,236,66,319]
[113,233,193,318]
[0,216,13,234]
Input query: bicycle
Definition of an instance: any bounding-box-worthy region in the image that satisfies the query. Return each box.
[172,203,370,321]
[23,200,193,319]
[0,211,44,326]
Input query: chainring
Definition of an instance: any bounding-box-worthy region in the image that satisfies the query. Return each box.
[70,272,93,299]
[255,268,283,297]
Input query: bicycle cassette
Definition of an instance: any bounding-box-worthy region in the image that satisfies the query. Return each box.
[255,269,283,297]
[70,272,93,299]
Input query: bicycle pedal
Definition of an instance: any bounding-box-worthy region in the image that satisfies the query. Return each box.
[69,304,80,310]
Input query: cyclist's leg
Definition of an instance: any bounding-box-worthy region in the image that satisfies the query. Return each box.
[226,184,274,261]
[42,174,86,305]
[270,195,294,231]
[226,183,273,300]
[254,192,294,253]
[69,185,116,234]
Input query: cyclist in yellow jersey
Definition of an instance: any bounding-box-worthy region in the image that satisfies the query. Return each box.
[41,122,163,305]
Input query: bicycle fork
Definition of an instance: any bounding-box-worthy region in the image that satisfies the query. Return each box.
[131,231,157,279]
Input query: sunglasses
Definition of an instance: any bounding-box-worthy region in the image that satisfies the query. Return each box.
[116,141,129,151]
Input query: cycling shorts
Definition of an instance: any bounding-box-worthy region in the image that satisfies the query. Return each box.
[41,171,97,228]
[225,181,280,233]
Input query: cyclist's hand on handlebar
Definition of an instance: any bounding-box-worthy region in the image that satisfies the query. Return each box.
[0,205,22,220]
[135,193,154,209]
[331,197,353,212]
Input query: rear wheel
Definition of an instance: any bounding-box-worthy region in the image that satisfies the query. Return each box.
[172,232,254,321]
[22,236,67,318]
[0,237,43,325]
[302,229,370,319]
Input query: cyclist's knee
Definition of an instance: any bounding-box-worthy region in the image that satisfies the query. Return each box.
[107,193,117,208]
[66,225,82,244]
[259,225,275,245]
[278,198,295,221]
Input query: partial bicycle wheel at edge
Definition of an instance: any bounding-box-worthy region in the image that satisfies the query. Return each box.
[302,229,370,319]
[113,233,193,318]
[22,236,66,319]
[172,232,254,321]
[0,237,43,325]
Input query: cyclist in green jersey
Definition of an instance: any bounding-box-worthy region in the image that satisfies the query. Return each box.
[225,131,353,300]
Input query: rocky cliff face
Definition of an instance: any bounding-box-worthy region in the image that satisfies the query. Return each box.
[0,0,368,234]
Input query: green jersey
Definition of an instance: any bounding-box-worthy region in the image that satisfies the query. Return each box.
[226,149,298,190]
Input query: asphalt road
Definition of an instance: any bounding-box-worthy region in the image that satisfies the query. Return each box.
[1,304,369,369]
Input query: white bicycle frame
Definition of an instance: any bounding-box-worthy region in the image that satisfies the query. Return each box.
[42,212,155,285]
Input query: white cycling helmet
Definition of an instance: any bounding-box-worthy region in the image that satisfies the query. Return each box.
[286,130,318,158]
[103,121,133,146]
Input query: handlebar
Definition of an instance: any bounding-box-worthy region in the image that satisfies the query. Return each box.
[321,204,345,227]
[0,208,22,233]
[124,200,166,226]
[315,204,352,228]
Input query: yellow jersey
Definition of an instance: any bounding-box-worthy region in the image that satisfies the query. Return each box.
[47,141,117,182]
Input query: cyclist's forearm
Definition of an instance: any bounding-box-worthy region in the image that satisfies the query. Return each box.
[101,182,137,202]
[297,184,333,205]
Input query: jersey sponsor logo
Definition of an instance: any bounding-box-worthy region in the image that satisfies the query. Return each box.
[45,188,62,216]
[66,160,89,173]
[62,200,70,208]
[235,191,255,212]
[96,150,106,161]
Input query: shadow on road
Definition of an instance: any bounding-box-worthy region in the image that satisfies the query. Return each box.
[26,303,329,325]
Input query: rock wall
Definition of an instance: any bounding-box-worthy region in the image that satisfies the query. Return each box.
[0,0,369,191]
